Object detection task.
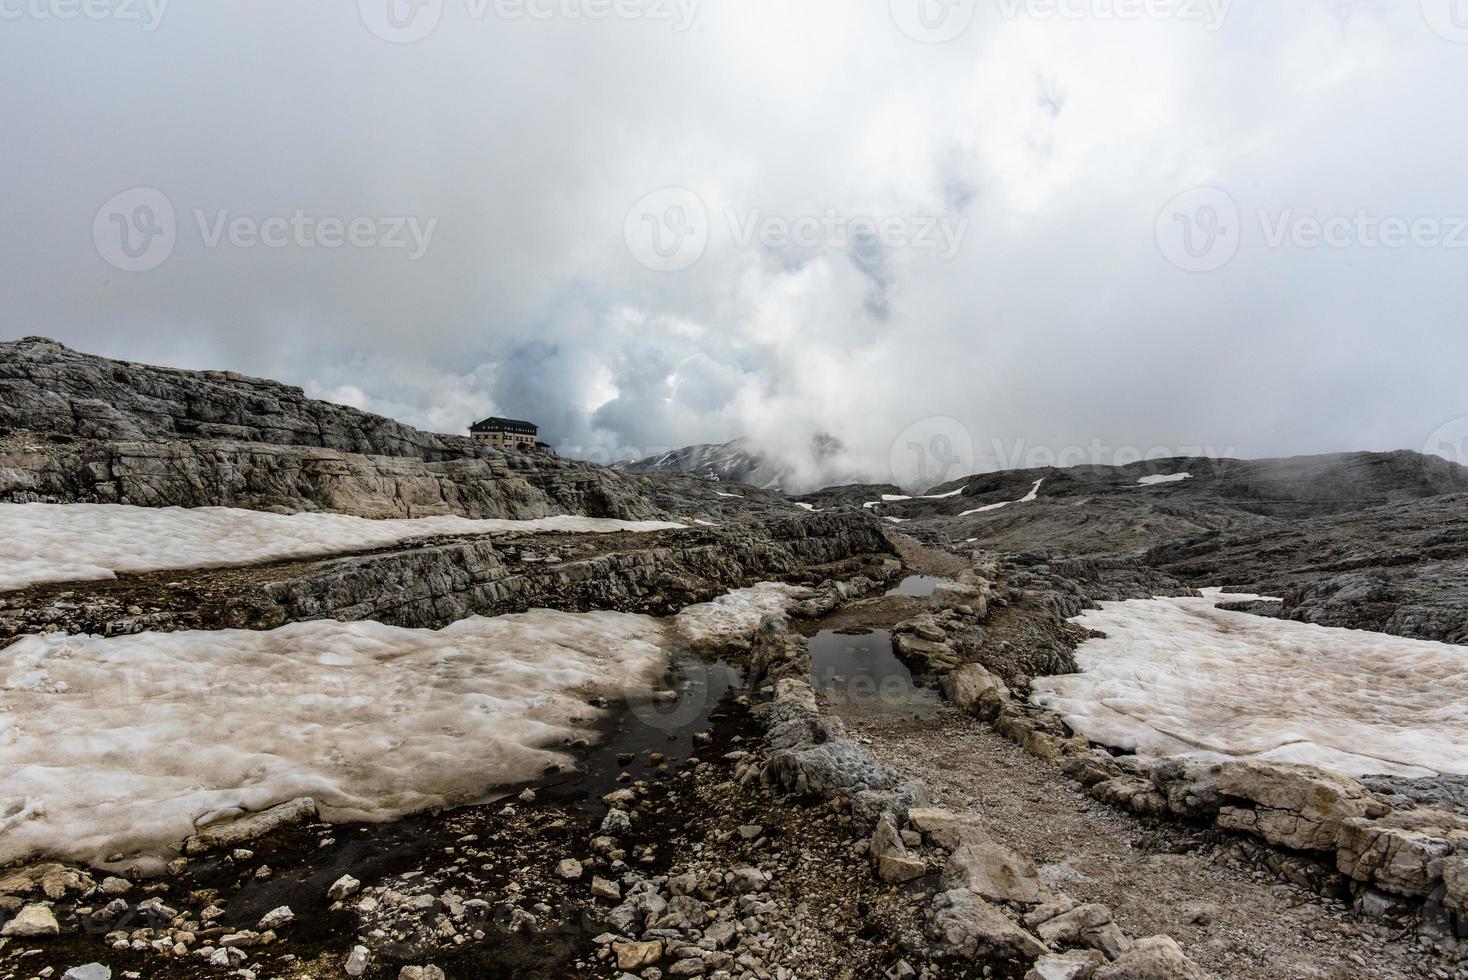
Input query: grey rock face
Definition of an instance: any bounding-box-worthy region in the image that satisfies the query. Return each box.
[0,337,736,523]
[0,433,660,521]
[0,336,464,458]
[1359,774,1468,812]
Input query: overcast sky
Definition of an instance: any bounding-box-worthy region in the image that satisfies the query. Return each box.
[3,0,1466,487]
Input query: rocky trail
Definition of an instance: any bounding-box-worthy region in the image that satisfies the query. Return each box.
[833,703,1446,979]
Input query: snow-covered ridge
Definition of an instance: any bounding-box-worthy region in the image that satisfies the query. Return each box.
[1031,590,1468,778]
[0,610,668,865]
[0,503,686,593]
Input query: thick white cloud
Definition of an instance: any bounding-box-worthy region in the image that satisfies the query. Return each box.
[2,0,1465,487]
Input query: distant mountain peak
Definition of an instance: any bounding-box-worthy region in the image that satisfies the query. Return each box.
[613,434,863,493]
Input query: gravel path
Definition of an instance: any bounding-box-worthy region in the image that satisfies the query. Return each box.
[830,700,1463,980]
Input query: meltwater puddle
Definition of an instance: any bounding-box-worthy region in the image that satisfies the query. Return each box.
[885,575,956,598]
[808,629,942,719]
[538,652,746,816]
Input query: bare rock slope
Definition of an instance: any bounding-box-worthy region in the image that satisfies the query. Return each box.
[0,338,798,523]
[839,452,1468,643]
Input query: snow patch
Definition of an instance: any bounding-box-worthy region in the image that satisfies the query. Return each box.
[0,611,667,864]
[794,503,819,513]
[0,503,686,592]
[869,484,969,507]
[957,479,1045,517]
[1136,473,1192,486]
[673,583,811,650]
[1031,590,1468,778]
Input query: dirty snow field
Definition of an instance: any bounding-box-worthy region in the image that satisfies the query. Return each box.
[0,502,686,591]
[673,582,812,649]
[0,611,667,865]
[1032,591,1468,778]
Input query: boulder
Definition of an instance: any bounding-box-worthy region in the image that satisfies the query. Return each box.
[2,903,60,937]
[879,854,928,883]
[345,945,371,977]
[1444,851,1468,914]
[927,889,1047,961]
[1062,752,1126,788]
[398,968,447,980]
[908,807,985,850]
[1090,776,1169,817]
[872,814,927,883]
[0,864,95,900]
[851,782,929,836]
[613,940,663,970]
[1335,809,1468,897]
[328,874,362,901]
[1034,903,1130,960]
[257,905,294,931]
[1026,950,1108,980]
[942,664,1011,721]
[183,797,318,854]
[870,815,907,860]
[1214,762,1388,851]
[941,827,1045,905]
[1148,759,1224,819]
[1093,936,1205,979]
[894,633,958,670]
[61,967,111,980]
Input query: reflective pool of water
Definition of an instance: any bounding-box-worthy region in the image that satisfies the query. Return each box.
[885,575,955,598]
[808,628,941,718]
